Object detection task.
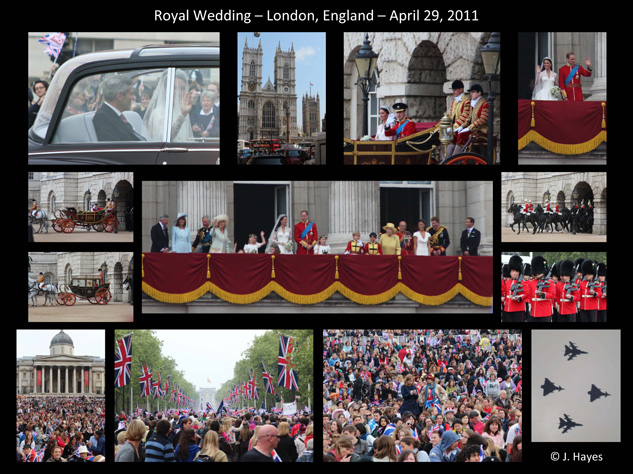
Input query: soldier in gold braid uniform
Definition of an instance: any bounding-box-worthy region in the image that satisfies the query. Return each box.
[445,80,471,158]
[427,216,450,256]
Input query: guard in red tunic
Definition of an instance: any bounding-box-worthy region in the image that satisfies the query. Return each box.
[502,255,527,323]
[525,255,555,322]
[556,259,580,323]
[558,52,592,101]
[578,259,602,322]
[384,103,417,139]
[294,210,318,255]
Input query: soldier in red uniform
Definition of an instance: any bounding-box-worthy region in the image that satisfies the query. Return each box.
[558,52,592,101]
[344,231,364,255]
[294,210,318,255]
[578,260,602,322]
[455,84,489,150]
[556,259,580,323]
[502,255,527,323]
[384,103,417,139]
[525,256,555,322]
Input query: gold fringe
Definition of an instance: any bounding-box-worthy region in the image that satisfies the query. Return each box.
[142,281,493,306]
[518,130,606,154]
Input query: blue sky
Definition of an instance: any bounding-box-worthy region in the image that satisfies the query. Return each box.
[237,32,326,131]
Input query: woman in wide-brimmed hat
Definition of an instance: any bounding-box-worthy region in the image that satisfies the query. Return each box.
[379,223,401,255]
[209,214,234,253]
[171,212,191,253]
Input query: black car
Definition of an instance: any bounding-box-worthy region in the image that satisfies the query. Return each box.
[28,44,220,165]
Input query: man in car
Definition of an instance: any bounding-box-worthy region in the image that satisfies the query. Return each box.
[93,75,146,141]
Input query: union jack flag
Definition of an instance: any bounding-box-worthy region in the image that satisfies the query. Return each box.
[114,334,132,388]
[152,372,162,399]
[139,365,152,398]
[277,334,299,391]
[262,362,275,394]
[38,33,66,59]
[249,369,259,400]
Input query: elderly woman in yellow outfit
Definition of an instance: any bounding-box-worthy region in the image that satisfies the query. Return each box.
[379,223,401,255]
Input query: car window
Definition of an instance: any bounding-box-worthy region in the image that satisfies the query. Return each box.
[51,67,219,144]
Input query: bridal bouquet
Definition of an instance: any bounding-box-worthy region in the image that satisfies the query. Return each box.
[550,86,563,101]
[284,242,293,252]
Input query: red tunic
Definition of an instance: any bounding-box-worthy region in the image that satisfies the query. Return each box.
[558,64,592,101]
[344,239,363,255]
[384,119,417,139]
[579,279,602,310]
[364,242,382,255]
[502,278,526,313]
[556,280,580,316]
[294,220,318,255]
[597,281,607,310]
[525,278,555,318]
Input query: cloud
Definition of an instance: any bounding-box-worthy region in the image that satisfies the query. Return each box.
[295,46,317,62]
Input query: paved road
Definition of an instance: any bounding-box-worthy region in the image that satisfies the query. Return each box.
[30,229,133,243]
[502,228,606,243]
[28,300,134,323]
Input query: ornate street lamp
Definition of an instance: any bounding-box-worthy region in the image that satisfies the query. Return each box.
[480,32,500,164]
[354,34,379,137]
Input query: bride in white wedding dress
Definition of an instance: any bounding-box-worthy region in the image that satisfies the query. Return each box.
[532,57,559,101]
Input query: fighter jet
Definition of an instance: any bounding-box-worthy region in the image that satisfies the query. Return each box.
[588,384,611,402]
[564,341,588,361]
[541,378,564,396]
[558,414,583,434]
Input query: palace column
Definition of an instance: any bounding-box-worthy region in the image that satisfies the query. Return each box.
[65,367,69,394]
[57,366,61,394]
[72,366,77,394]
[327,181,380,253]
[588,32,607,101]
[49,366,53,394]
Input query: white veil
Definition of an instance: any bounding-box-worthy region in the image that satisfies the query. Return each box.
[142,69,194,142]
[532,57,556,100]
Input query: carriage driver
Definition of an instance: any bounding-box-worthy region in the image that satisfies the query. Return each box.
[37,272,45,290]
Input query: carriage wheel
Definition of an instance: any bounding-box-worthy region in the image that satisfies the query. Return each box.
[52,219,62,233]
[93,223,104,232]
[64,293,76,306]
[104,215,116,233]
[442,153,488,165]
[95,288,111,305]
[56,293,66,305]
[88,296,97,304]
[61,219,75,233]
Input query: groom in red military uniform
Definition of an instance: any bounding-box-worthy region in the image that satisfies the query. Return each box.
[558,52,592,101]
[294,210,318,255]
[384,103,417,139]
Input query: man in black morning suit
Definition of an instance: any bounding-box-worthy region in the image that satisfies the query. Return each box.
[93,74,146,142]
[460,217,480,256]
[150,215,170,253]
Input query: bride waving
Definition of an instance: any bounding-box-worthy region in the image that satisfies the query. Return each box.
[532,57,560,101]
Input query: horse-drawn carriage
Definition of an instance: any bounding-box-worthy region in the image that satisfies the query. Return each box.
[343,118,494,165]
[52,207,117,233]
[56,276,111,306]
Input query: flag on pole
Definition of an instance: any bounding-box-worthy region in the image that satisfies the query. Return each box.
[114,334,132,388]
[139,365,152,398]
[278,334,299,391]
[262,362,275,394]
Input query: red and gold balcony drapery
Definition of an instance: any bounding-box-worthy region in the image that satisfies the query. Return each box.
[141,254,492,306]
[518,99,607,154]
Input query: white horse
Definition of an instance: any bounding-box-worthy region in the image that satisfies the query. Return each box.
[28,277,58,306]
[29,210,50,233]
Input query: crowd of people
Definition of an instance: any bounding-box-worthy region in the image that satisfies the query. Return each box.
[113,409,313,462]
[323,329,523,462]
[16,396,106,462]
[151,210,481,257]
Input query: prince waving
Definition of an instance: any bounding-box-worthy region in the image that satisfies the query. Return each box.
[294,210,318,255]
